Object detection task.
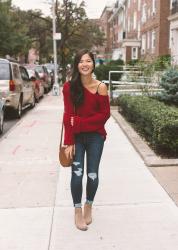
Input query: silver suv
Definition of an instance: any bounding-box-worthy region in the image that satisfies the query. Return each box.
[0,59,35,118]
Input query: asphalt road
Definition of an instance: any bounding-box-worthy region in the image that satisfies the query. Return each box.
[0,108,31,140]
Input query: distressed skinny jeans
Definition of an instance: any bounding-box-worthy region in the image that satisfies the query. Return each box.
[71,132,104,208]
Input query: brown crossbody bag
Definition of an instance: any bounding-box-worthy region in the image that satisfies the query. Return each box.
[59,107,75,167]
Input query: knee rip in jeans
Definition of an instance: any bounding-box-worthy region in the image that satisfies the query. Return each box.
[88,173,97,181]
[73,161,80,166]
[74,167,83,177]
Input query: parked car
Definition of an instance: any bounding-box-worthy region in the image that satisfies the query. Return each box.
[44,63,55,85]
[34,65,52,93]
[0,96,5,134]
[25,67,44,102]
[0,58,35,118]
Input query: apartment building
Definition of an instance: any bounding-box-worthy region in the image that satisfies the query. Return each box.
[108,1,122,60]
[95,5,113,62]
[140,0,170,61]
[97,0,171,64]
[168,0,178,64]
[121,0,142,62]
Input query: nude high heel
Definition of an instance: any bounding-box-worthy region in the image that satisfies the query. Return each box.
[84,203,92,225]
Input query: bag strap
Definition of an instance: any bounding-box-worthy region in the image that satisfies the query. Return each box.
[60,122,64,148]
[60,105,76,148]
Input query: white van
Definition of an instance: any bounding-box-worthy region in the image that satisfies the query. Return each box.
[0,59,35,118]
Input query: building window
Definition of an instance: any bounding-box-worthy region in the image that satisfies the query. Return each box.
[147,31,150,49]
[169,29,173,49]
[138,0,141,11]
[133,12,137,30]
[138,22,141,39]
[128,18,130,32]
[132,47,138,60]
[142,4,147,23]
[148,8,151,18]
[171,0,178,15]
[151,31,156,51]
[141,34,146,54]
[152,0,156,15]
[128,0,130,7]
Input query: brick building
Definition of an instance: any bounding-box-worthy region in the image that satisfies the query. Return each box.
[97,0,171,64]
[95,5,113,63]
[140,0,170,61]
[108,0,122,60]
[121,0,141,62]
[168,0,178,65]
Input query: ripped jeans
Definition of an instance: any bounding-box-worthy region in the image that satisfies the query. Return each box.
[71,132,104,208]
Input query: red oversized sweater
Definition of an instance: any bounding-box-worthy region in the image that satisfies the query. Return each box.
[62,82,110,145]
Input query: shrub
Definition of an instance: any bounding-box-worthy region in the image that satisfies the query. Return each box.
[95,59,124,81]
[158,67,178,105]
[118,95,178,157]
[154,55,171,71]
[108,59,124,66]
[127,59,139,66]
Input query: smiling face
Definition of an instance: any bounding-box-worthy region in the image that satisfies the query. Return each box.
[78,53,94,76]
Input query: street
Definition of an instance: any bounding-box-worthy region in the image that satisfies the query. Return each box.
[1,111,29,138]
[0,101,43,140]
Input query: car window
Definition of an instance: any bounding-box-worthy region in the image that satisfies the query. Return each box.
[12,64,21,80]
[35,66,43,74]
[35,71,40,79]
[43,67,48,74]
[27,69,34,78]
[20,67,29,81]
[0,63,10,80]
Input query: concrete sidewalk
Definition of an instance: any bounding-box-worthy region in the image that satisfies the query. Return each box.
[1,92,178,249]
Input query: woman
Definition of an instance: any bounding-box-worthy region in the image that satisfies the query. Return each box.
[62,49,110,231]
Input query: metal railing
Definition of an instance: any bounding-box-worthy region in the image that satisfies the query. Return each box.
[106,70,162,101]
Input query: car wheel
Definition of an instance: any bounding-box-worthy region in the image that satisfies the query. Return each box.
[15,100,22,119]
[35,95,39,103]
[36,97,39,103]
[30,94,35,108]
[0,109,4,135]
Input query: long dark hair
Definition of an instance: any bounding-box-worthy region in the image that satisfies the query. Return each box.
[69,49,95,107]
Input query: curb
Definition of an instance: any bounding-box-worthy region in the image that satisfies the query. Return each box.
[111,108,178,167]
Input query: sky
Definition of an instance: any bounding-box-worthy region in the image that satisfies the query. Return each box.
[12,0,115,19]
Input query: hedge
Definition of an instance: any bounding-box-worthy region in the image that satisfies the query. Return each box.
[94,64,123,81]
[118,95,178,157]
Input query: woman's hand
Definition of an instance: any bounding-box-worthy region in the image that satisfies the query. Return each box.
[70,116,81,134]
[64,145,75,159]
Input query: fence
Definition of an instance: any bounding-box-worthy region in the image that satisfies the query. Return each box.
[103,69,163,101]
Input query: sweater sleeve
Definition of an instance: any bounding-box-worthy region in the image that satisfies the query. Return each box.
[62,82,75,145]
[73,95,110,133]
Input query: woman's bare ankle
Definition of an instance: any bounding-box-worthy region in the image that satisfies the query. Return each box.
[74,208,88,231]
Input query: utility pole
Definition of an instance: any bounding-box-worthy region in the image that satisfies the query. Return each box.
[52,0,58,86]
[52,0,61,95]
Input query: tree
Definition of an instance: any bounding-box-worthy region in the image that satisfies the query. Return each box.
[0,1,31,58]
[0,1,53,62]
[55,0,105,81]
[0,0,104,72]
[11,8,53,63]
